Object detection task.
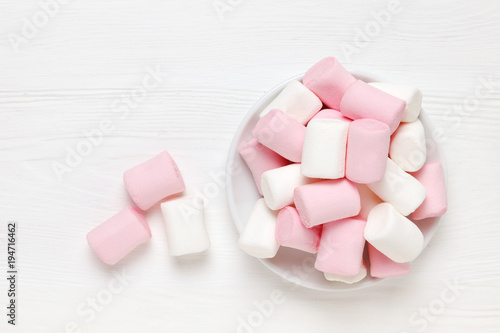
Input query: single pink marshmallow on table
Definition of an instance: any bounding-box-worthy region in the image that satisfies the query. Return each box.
[252,109,306,162]
[275,206,322,253]
[239,140,290,195]
[124,151,185,210]
[310,109,352,122]
[410,161,448,220]
[294,179,361,228]
[315,217,366,276]
[87,206,151,265]
[367,243,411,278]
[340,80,406,134]
[303,57,357,110]
[346,119,391,184]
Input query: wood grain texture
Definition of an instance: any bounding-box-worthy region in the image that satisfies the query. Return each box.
[0,0,499,332]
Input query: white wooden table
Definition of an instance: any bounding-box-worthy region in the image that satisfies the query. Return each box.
[1,0,499,332]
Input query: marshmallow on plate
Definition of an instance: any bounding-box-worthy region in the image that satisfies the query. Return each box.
[315,217,366,276]
[239,139,290,195]
[367,158,427,216]
[303,57,357,110]
[369,82,422,122]
[275,206,322,253]
[340,80,406,134]
[294,179,360,228]
[356,184,382,220]
[324,263,367,284]
[252,109,306,162]
[346,119,391,184]
[238,198,280,258]
[161,196,211,256]
[410,161,448,220]
[87,206,151,265]
[364,203,424,263]
[390,119,427,172]
[301,119,349,179]
[259,80,322,124]
[310,109,352,122]
[261,163,316,210]
[124,151,185,210]
[367,243,411,278]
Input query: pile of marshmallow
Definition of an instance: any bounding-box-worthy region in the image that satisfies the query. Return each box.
[238,57,447,283]
[87,151,211,265]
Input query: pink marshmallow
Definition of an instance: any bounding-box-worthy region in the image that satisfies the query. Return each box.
[276,206,322,253]
[294,179,361,228]
[368,243,411,278]
[410,161,448,220]
[87,206,152,265]
[315,217,366,276]
[124,151,185,210]
[252,109,306,162]
[340,80,406,134]
[310,109,352,122]
[303,57,357,110]
[239,140,290,195]
[346,119,391,184]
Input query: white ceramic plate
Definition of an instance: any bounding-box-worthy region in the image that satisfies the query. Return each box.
[226,72,446,291]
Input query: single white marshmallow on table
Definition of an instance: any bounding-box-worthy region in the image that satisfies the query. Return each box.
[238,198,280,258]
[390,119,427,172]
[367,158,427,216]
[161,196,211,256]
[261,163,316,210]
[301,119,349,179]
[364,203,424,263]
[369,82,422,123]
[259,80,323,125]
[324,263,367,284]
[356,184,382,220]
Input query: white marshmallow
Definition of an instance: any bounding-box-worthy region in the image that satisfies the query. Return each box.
[259,80,322,125]
[390,119,427,172]
[238,198,280,258]
[324,263,367,284]
[261,164,316,210]
[367,158,427,216]
[369,82,422,122]
[161,196,211,256]
[364,203,424,263]
[356,184,382,220]
[301,119,349,179]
